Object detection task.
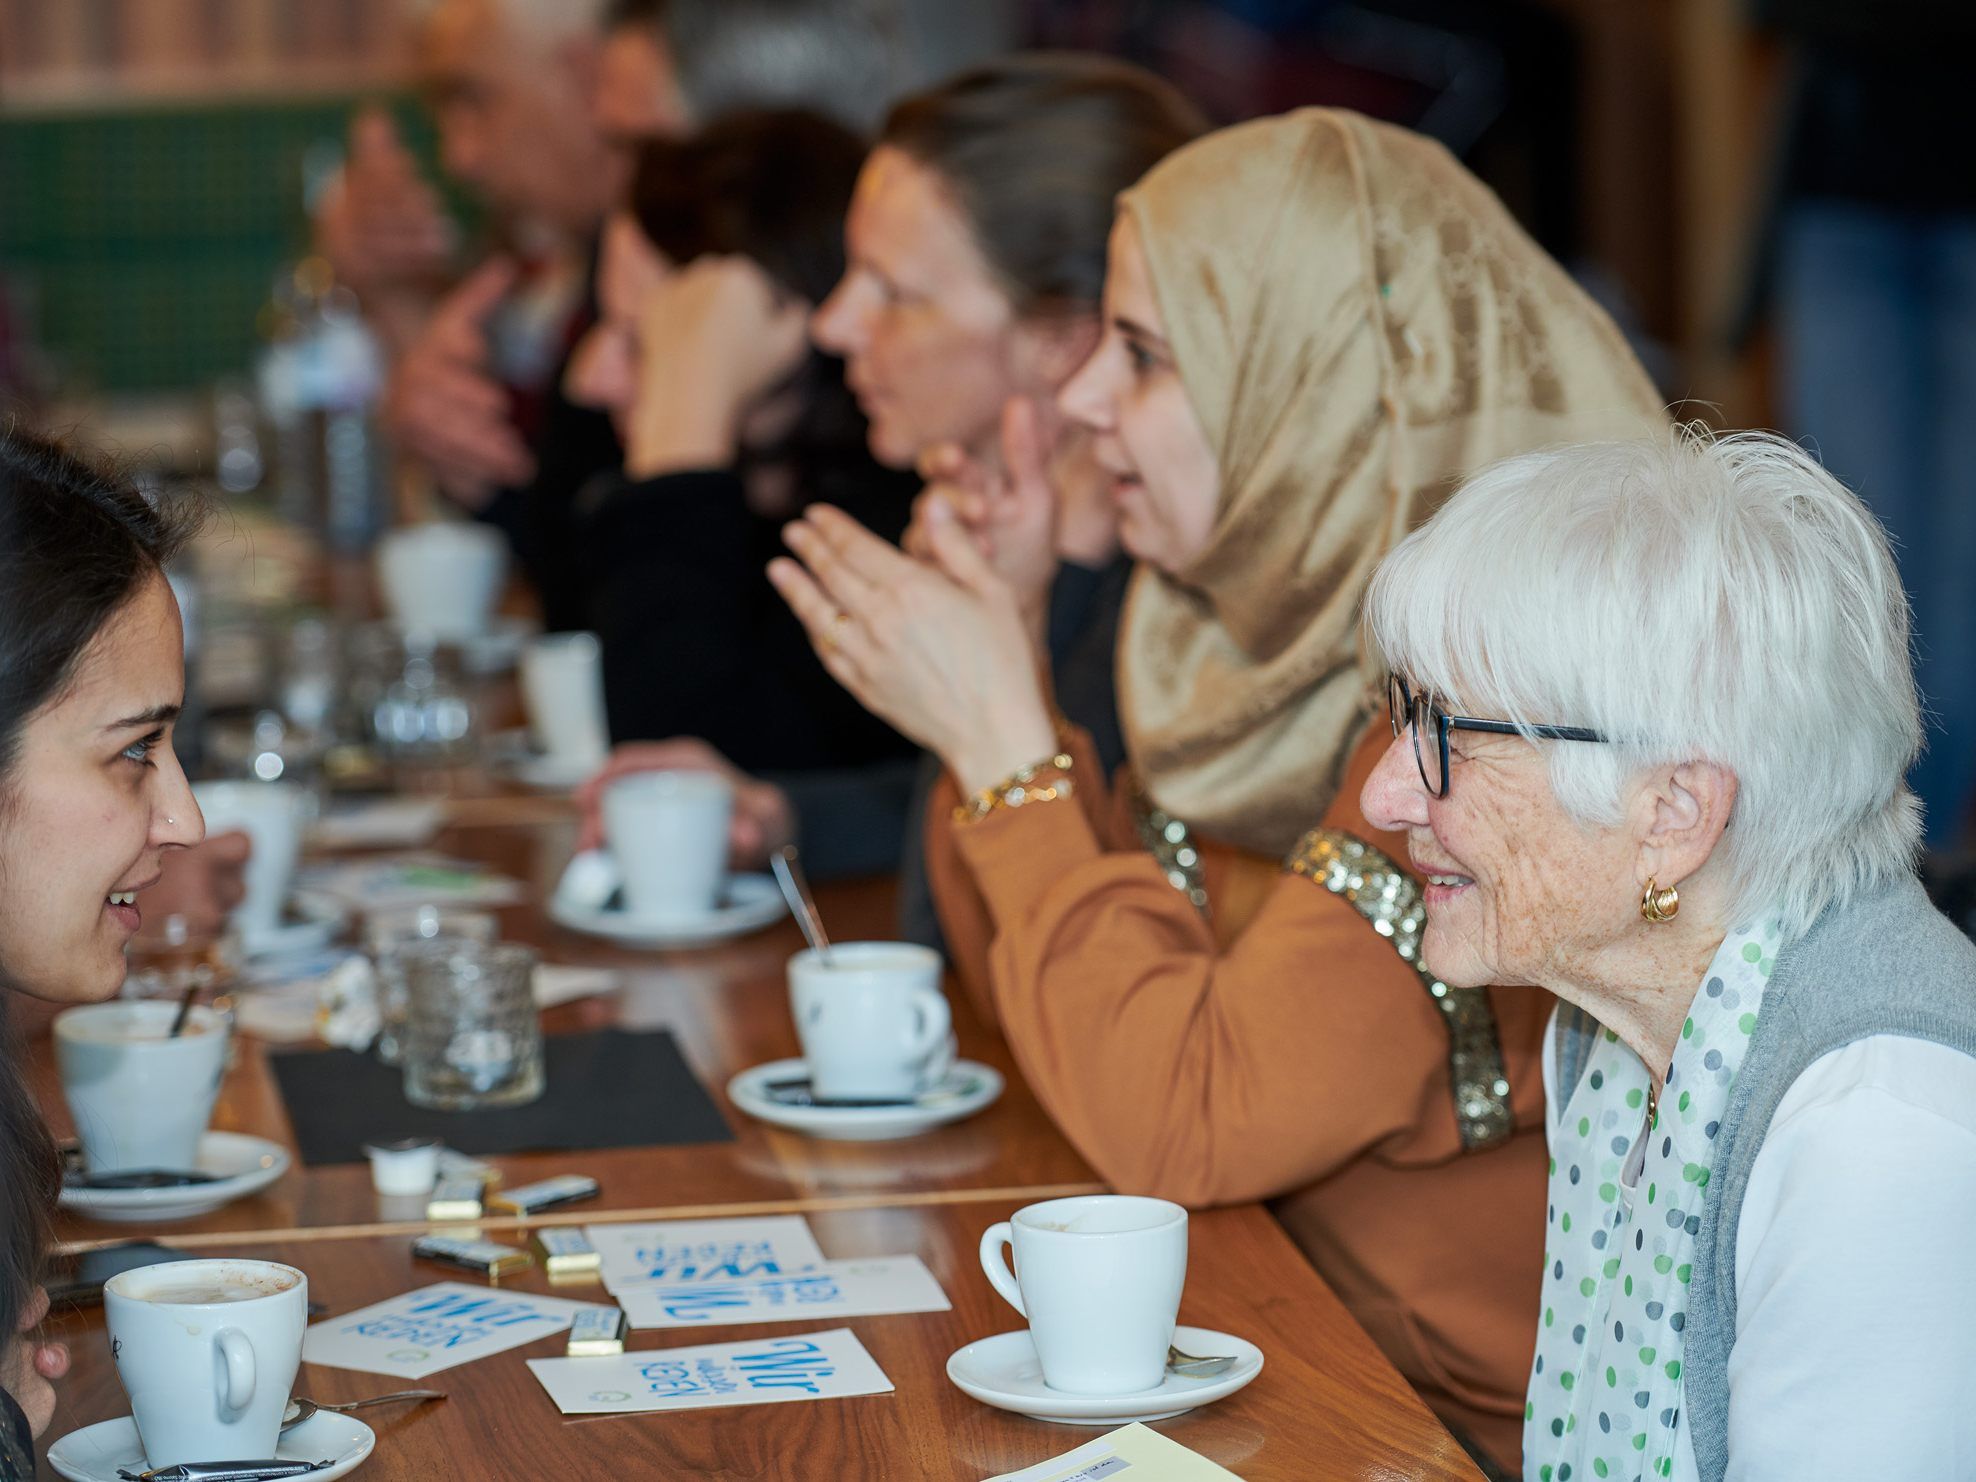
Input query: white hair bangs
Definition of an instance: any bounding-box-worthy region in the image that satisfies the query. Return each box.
[1364,426,1923,941]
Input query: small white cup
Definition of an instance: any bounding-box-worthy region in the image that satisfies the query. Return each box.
[600,770,733,920]
[375,521,507,642]
[106,1258,307,1467]
[979,1194,1188,1395]
[361,1137,440,1195]
[519,631,610,770]
[789,942,952,1101]
[54,1002,229,1174]
[190,779,306,944]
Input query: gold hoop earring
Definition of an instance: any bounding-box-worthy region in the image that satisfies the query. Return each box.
[1640,877,1679,924]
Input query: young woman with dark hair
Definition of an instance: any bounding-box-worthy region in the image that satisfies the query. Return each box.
[0,428,205,1469]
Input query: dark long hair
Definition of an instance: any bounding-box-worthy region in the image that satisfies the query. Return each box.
[0,427,197,1352]
[880,53,1208,320]
[627,108,872,471]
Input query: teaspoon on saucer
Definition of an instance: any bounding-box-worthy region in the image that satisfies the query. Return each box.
[281,1390,444,1430]
[1167,1344,1238,1378]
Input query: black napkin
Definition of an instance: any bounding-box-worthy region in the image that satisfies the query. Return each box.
[269,1028,733,1166]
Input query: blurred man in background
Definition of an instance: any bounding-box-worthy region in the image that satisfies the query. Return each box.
[317,0,903,629]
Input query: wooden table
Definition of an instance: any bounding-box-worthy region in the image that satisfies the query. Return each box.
[26,801,1486,1478]
[37,1204,1483,1480]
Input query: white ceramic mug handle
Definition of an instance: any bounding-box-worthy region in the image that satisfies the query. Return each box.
[978,1222,1026,1317]
[215,1328,256,1412]
[905,988,951,1062]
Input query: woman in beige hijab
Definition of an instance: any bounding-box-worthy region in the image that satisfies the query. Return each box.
[771,109,1662,1471]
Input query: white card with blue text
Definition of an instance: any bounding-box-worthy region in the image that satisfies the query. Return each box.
[614,1255,949,1328]
[302,1283,609,1379]
[527,1327,893,1415]
[586,1215,826,1293]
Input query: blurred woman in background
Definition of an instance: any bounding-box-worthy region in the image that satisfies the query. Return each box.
[578,55,1204,892]
[564,108,921,852]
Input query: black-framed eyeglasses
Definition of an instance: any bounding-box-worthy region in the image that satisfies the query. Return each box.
[1386,673,1607,799]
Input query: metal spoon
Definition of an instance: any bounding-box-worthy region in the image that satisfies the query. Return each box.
[281,1390,445,1430]
[1167,1344,1238,1378]
[770,845,832,963]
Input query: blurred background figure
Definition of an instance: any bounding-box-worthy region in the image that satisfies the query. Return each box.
[319,0,910,632]
[564,113,920,809]
[575,54,1204,896]
[1737,0,1976,857]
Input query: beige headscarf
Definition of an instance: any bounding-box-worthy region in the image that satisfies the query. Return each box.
[1114,108,1664,857]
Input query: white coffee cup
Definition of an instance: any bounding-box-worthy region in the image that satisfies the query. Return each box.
[375,521,507,642]
[519,631,610,769]
[599,770,733,919]
[190,779,306,944]
[789,942,952,1101]
[54,1001,230,1174]
[106,1258,307,1467]
[979,1194,1188,1394]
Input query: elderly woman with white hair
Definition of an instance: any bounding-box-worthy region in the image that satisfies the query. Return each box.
[1360,429,1976,1481]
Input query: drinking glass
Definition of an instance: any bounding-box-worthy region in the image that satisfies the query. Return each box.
[367,907,499,1064]
[399,941,543,1110]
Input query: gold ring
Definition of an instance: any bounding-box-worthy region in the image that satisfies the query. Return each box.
[820,609,850,654]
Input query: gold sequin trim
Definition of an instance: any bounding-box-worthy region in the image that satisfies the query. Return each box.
[1285,829,1515,1151]
[1133,791,1210,919]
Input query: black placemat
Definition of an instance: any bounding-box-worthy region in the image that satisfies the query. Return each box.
[269,1028,734,1166]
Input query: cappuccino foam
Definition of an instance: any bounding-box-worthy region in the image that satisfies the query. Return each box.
[129,1270,298,1305]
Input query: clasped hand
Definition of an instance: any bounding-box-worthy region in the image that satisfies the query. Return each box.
[768,499,1058,797]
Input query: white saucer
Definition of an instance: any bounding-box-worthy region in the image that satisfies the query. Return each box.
[60,1131,291,1223]
[238,890,350,961]
[506,751,595,791]
[946,1326,1263,1425]
[458,614,538,675]
[548,873,785,948]
[729,1058,1003,1140]
[486,729,597,792]
[48,1409,374,1481]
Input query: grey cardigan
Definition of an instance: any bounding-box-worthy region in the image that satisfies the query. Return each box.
[1557,873,1976,1480]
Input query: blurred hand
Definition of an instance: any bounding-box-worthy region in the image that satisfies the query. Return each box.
[1,1288,68,1439]
[314,107,456,304]
[136,830,252,946]
[384,257,537,507]
[624,256,813,480]
[905,397,1061,633]
[575,740,796,870]
[768,502,1057,794]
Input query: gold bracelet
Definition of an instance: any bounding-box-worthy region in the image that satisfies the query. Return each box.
[954,752,1076,824]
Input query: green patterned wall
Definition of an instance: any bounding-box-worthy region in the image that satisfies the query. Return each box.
[0,96,450,394]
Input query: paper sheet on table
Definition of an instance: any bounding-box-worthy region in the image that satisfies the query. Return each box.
[299,855,525,911]
[984,1424,1242,1481]
[527,1327,892,1415]
[587,1216,826,1293]
[534,964,620,1009]
[232,962,616,1045]
[231,976,332,1043]
[303,1282,609,1379]
[309,798,445,850]
[615,1256,948,1329]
